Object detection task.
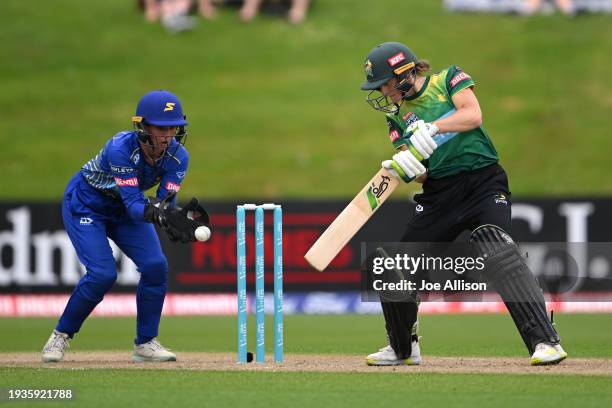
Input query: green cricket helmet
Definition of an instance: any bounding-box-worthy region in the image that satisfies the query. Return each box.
[361,42,419,113]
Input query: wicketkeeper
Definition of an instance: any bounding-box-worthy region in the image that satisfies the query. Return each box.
[361,42,567,366]
[42,90,209,363]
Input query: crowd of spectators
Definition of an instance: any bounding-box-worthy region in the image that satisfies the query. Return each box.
[138,0,311,32]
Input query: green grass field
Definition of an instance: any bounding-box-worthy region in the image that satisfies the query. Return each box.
[1,0,611,199]
[1,314,612,407]
[3,369,610,408]
[2,1,612,405]
[2,314,612,357]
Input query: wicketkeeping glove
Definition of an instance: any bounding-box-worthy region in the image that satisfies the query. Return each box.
[181,197,210,227]
[144,192,176,227]
[144,193,210,244]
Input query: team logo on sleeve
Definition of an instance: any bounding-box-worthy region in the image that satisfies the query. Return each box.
[389,130,400,142]
[176,171,186,179]
[114,177,138,187]
[450,72,471,88]
[165,181,181,192]
[387,52,405,67]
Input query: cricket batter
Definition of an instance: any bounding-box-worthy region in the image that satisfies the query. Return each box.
[42,90,207,363]
[361,42,567,366]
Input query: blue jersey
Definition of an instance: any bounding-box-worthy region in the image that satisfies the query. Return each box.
[78,131,189,221]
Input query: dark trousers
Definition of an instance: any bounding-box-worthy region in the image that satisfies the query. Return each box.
[401,163,511,243]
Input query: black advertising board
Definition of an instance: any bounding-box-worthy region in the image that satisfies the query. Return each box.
[1,199,610,293]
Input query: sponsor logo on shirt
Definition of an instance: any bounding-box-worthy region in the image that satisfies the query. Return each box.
[402,111,419,127]
[176,171,186,179]
[389,130,400,142]
[387,52,405,67]
[415,204,424,213]
[166,181,181,191]
[131,153,140,165]
[79,217,93,225]
[115,177,139,187]
[449,72,471,88]
[111,165,135,174]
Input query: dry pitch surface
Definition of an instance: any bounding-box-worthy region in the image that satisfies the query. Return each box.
[1,352,611,376]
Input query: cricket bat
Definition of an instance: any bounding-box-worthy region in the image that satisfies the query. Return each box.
[304,113,459,272]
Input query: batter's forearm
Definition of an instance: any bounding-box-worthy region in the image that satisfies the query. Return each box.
[433,106,482,134]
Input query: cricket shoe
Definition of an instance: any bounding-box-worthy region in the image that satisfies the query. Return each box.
[366,338,421,366]
[42,330,70,363]
[530,343,568,366]
[133,338,177,362]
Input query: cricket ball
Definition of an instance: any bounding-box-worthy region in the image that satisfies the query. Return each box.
[194,226,211,242]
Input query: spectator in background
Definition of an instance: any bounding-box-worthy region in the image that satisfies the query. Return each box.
[239,0,311,24]
[139,0,218,32]
[523,0,576,15]
[198,0,218,18]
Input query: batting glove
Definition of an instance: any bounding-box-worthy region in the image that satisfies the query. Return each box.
[382,150,426,183]
[406,120,439,159]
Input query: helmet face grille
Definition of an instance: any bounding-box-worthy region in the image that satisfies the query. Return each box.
[365,90,401,114]
[133,121,188,168]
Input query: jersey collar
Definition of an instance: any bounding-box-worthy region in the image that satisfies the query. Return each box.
[403,76,430,101]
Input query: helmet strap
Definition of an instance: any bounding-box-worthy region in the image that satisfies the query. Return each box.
[137,124,155,146]
[174,125,187,145]
[133,116,154,146]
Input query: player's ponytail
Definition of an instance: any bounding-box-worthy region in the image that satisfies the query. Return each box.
[415,60,431,76]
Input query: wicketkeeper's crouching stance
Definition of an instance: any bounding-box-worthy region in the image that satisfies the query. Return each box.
[360,42,567,366]
[42,90,210,363]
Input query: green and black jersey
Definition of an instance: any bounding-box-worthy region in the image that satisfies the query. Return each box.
[386,65,498,179]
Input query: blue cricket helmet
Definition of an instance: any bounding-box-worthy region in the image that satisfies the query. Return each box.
[134,90,188,126]
[132,90,189,162]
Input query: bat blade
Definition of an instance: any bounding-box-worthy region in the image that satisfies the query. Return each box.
[304,168,399,271]
[306,108,459,272]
